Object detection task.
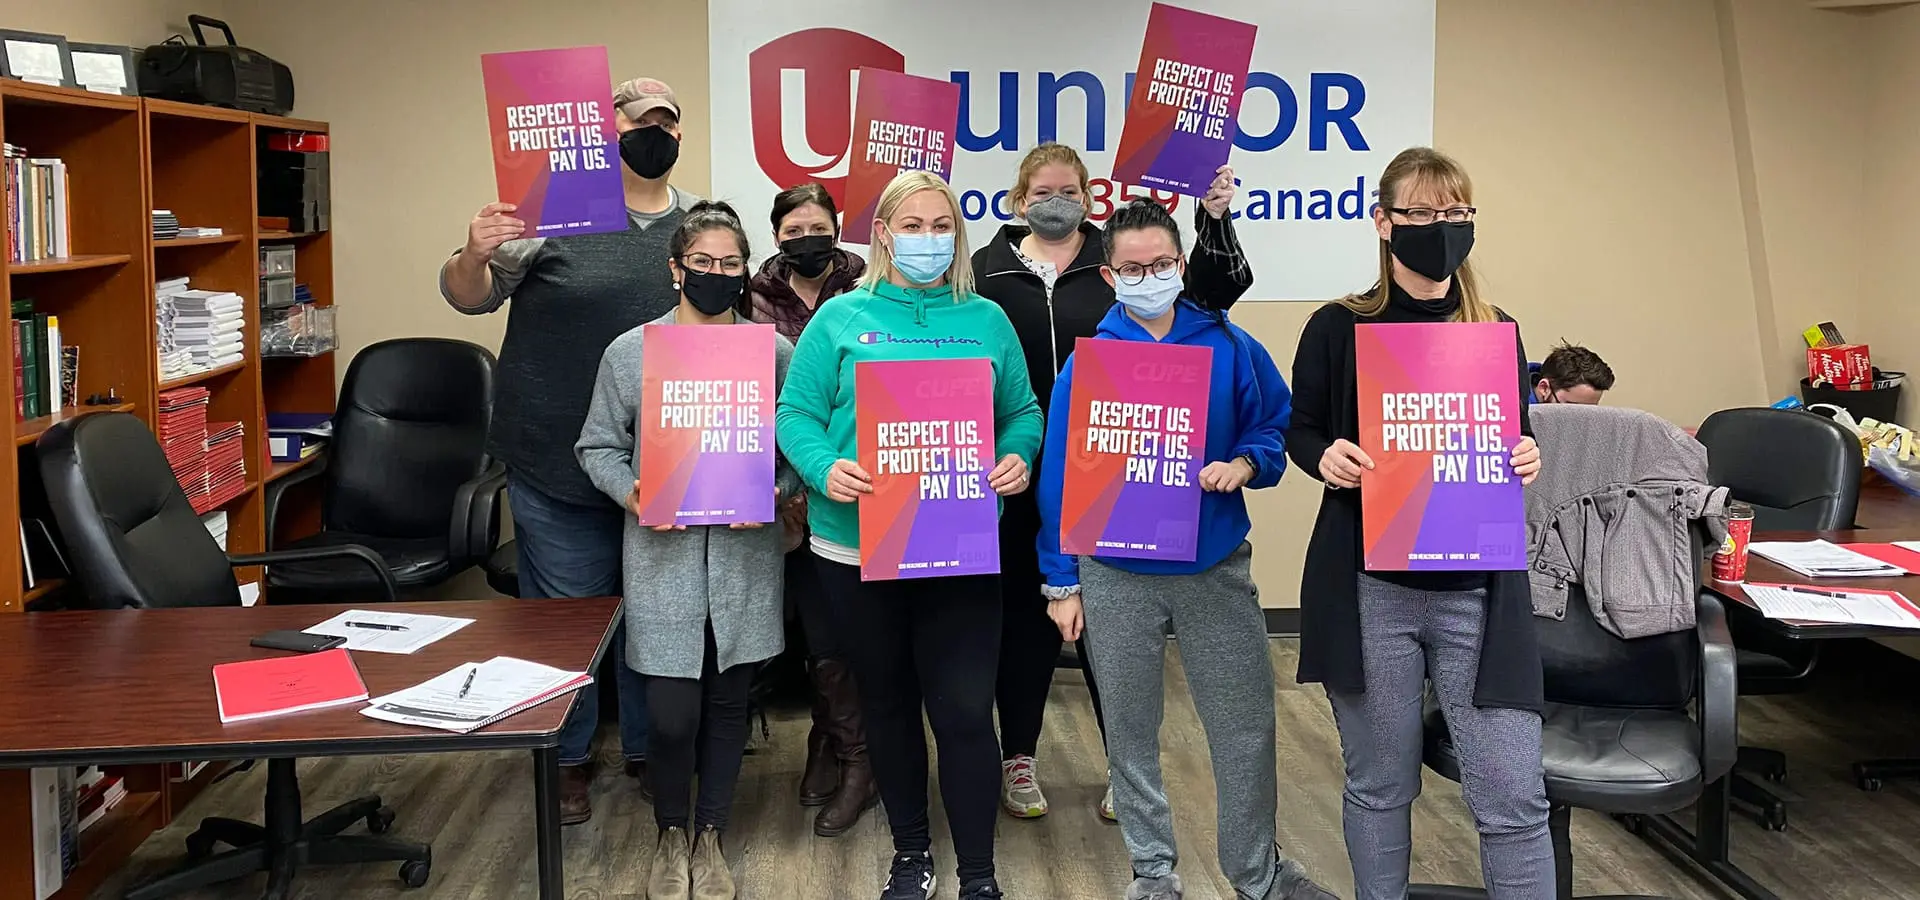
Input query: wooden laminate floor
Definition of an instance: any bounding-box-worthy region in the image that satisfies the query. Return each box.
[92,640,1920,899]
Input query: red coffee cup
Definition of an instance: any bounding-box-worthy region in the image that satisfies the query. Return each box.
[1712,502,1756,583]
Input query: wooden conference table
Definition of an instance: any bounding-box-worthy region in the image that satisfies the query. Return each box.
[0,597,619,899]
[1641,475,1920,900]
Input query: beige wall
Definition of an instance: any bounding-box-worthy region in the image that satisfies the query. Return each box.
[23,0,1909,608]
[0,0,219,48]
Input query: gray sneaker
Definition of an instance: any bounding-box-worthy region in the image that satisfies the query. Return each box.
[1270,857,1338,900]
[1126,873,1182,900]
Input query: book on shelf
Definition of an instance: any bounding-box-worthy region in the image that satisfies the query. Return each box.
[29,766,76,899]
[10,299,60,420]
[6,147,71,263]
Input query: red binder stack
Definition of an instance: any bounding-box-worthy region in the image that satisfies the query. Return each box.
[156,387,210,505]
[198,421,248,514]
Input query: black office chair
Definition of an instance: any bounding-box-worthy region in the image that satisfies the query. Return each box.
[265,338,506,601]
[1410,535,1737,900]
[35,412,429,898]
[1697,407,1860,829]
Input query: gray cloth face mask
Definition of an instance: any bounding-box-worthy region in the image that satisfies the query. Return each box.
[1024,195,1087,241]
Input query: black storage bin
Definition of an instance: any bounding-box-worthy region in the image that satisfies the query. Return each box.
[1802,376,1903,423]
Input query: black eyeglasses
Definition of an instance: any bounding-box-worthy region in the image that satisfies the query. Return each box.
[1112,257,1181,285]
[681,253,747,275]
[1388,206,1476,225]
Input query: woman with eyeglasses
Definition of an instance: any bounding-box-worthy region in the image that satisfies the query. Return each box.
[969,142,1250,822]
[777,170,1042,900]
[1288,147,1552,899]
[747,182,880,836]
[576,201,793,900]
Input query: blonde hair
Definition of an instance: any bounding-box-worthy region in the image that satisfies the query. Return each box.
[862,170,976,297]
[1340,147,1498,323]
[1009,142,1091,211]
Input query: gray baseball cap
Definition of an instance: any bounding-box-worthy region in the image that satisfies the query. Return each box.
[614,77,680,121]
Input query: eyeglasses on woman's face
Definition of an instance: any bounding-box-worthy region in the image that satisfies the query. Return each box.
[680,253,747,276]
[1388,206,1477,226]
[1112,257,1181,285]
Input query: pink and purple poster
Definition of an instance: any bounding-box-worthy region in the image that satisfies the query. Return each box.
[480,46,627,239]
[841,68,961,245]
[1060,338,1212,561]
[856,358,998,581]
[636,324,777,526]
[1112,4,1258,198]
[1356,322,1527,572]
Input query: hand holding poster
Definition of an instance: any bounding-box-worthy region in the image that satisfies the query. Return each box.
[1111,3,1258,197]
[480,46,626,238]
[857,358,998,581]
[636,324,777,526]
[841,68,962,244]
[1356,322,1527,571]
[1061,338,1212,561]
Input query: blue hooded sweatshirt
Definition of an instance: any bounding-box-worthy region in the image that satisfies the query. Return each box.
[1036,299,1292,588]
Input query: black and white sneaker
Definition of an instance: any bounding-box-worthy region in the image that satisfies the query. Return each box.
[959,876,1006,899]
[880,851,936,900]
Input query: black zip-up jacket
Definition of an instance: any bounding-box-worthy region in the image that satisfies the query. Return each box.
[971,205,1252,417]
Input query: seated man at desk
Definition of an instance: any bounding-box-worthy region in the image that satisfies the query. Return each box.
[1531,342,1615,405]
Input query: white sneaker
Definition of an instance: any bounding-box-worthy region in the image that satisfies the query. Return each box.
[1098,778,1117,822]
[1000,755,1048,818]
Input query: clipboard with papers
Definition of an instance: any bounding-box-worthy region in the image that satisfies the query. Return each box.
[1747,539,1909,579]
[361,657,592,734]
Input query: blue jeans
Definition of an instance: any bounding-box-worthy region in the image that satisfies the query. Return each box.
[508,473,648,767]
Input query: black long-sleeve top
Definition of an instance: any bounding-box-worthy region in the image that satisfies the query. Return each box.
[1286,283,1545,711]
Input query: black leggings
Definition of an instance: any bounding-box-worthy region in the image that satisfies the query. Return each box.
[996,490,1107,758]
[815,556,1001,884]
[645,626,756,832]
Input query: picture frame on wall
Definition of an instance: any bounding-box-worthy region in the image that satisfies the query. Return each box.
[0,31,76,89]
[68,43,136,96]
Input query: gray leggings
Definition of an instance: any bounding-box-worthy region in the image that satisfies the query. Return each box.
[1326,575,1553,900]
[1082,543,1297,900]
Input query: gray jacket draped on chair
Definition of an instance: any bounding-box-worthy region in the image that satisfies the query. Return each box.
[1527,404,1730,639]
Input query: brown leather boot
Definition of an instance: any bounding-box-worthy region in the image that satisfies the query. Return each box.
[799,660,840,806]
[560,763,593,826]
[813,658,878,836]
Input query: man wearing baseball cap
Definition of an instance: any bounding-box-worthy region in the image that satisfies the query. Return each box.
[440,75,699,825]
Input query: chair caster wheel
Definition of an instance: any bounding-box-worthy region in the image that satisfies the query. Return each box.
[1763,808,1788,832]
[1765,769,1786,783]
[367,806,397,834]
[1612,813,1644,835]
[184,831,216,860]
[1860,776,1884,792]
[399,859,431,889]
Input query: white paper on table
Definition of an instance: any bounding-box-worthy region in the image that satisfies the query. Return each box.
[1744,584,1920,629]
[361,657,591,733]
[303,609,475,654]
[1748,539,1907,578]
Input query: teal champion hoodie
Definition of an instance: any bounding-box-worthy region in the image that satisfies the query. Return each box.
[775,279,1045,550]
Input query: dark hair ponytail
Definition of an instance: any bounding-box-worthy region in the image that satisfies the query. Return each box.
[1101,198,1184,261]
[670,200,755,318]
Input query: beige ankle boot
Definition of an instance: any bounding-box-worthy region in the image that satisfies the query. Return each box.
[646,827,691,900]
[689,826,735,900]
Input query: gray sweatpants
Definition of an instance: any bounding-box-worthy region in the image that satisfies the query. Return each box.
[1327,574,1553,900]
[1082,543,1292,900]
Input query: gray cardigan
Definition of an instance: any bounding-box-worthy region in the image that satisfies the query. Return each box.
[575,309,800,678]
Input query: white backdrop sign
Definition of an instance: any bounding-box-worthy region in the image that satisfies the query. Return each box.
[707,0,1434,301]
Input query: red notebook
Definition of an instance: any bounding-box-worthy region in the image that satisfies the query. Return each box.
[213,648,370,724]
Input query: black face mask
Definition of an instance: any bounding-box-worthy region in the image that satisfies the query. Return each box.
[1389,221,1475,282]
[779,234,837,279]
[620,125,680,179]
[680,269,745,317]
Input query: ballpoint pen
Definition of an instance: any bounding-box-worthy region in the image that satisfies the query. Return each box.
[1783,585,1851,600]
[457,665,477,699]
[344,621,408,631]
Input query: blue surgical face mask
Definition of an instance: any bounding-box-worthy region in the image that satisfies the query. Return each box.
[888,231,955,285]
[1114,267,1182,319]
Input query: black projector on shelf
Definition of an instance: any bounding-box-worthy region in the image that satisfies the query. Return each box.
[137,15,293,116]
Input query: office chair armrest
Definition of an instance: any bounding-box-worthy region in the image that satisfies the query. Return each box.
[228,545,398,602]
[262,455,329,545]
[448,462,508,567]
[1695,591,1739,782]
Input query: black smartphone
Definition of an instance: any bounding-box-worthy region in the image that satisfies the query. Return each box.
[250,630,348,653]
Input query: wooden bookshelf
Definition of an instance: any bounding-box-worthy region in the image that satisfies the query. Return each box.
[0,83,338,898]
